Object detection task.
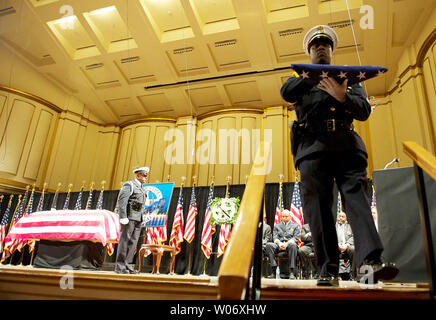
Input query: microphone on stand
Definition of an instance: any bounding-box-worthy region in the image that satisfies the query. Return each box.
[384,158,400,169]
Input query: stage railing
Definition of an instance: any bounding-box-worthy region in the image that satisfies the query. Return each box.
[217,141,271,300]
[403,141,436,300]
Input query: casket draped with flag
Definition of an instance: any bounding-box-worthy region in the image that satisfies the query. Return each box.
[290,64,388,86]
[2,209,120,261]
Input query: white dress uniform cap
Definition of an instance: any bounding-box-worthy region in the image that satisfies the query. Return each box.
[303,25,338,55]
[133,166,149,175]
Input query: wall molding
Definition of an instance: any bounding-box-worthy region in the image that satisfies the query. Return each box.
[0,85,62,113]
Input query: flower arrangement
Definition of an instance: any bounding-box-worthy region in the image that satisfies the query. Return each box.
[210,197,240,225]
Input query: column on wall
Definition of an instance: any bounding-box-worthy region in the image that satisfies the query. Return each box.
[111,119,176,189]
[44,110,120,192]
[168,116,197,188]
[194,110,262,186]
[263,106,291,183]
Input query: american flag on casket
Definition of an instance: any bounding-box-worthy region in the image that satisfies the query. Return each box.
[290,64,388,86]
[2,209,120,256]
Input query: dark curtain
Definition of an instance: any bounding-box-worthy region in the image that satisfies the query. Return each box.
[0,180,373,275]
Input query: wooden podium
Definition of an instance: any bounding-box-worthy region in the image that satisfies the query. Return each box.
[138,244,176,275]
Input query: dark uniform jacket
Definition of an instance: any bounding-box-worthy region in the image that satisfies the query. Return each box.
[117,179,147,222]
[300,224,313,247]
[280,73,371,166]
[263,223,272,246]
[273,221,300,245]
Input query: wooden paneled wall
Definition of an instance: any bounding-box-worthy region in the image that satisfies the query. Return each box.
[367,24,436,173]
[0,19,435,191]
[0,91,57,191]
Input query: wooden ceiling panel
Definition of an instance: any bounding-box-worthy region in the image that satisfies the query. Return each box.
[0,0,432,124]
[186,86,224,109]
[138,93,174,114]
[208,38,251,71]
[224,81,263,108]
[105,97,140,120]
[114,55,156,84]
[264,0,309,23]
[81,62,121,89]
[166,45,209,77]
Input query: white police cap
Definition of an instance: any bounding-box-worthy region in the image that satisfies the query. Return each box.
[133,166,149,175]
[303,25,338,55]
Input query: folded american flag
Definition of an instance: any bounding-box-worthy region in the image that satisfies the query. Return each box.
[290,64,388,86]
[1,209,120,261]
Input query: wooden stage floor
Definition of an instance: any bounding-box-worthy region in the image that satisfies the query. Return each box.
[0,264,431,300]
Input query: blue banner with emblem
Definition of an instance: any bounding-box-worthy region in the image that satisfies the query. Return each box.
[141,182,175,227]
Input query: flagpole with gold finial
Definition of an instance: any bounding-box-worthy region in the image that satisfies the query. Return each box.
[279,174,284,218]
[225,176,231,199]
[51,183,62,210]
[40,182,47,208]
[63,183,73,210]
[29,182,47,266]
[1,195,14,264]
[186,176,197,276]
[7,193,23,235]
[86,181,95,209]
[202,176,214,276]
[7,185,29,235]
[106,182,123,260]
[18,185,35,266]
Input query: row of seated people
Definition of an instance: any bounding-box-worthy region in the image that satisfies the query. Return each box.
[262,209,355,280]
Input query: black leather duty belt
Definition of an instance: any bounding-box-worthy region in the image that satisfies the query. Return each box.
[322,119,354,132]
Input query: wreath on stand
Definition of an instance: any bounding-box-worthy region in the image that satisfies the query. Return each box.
[210,197,240,225]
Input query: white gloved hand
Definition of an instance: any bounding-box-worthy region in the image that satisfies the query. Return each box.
[120,218,129,225]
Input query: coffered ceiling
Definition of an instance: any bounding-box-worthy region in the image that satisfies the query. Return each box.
[0,0,434,125]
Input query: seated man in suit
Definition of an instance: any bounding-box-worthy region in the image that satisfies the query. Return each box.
[336,211,355,280]
[263,222,272,249]
[261,221,273,277]
[298,223,317,279]
[265,210,300,279]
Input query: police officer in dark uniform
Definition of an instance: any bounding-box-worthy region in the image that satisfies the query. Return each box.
[281,25,398,286]
[115,166,149,274]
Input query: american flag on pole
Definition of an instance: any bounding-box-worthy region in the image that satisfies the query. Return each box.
[74,186,84,210]
[96,187,104,210]
[201,183,215,259]
[290,182,304,248]
[169,186,184,255]
[184,185,198,243]
[2,209,120,261]
[51,188,59,210]
[36,191,44,212]
[21,188,36,252]
[86,189,94,210]
[1,190,31,259]
[274,183,284,226]
[290,182,304,229]
[217,223,231,258]
[63,187,71,210]
[0,196,14,254]
[290,64,388,86]
[143,226,156,257]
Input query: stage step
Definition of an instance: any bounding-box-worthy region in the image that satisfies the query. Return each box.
[0,265,219,300]
[0,265,430,300]
[260,278,430,300]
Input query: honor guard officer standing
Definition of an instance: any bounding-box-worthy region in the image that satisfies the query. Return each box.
[280,25,399,286]
[115,166,149,274]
